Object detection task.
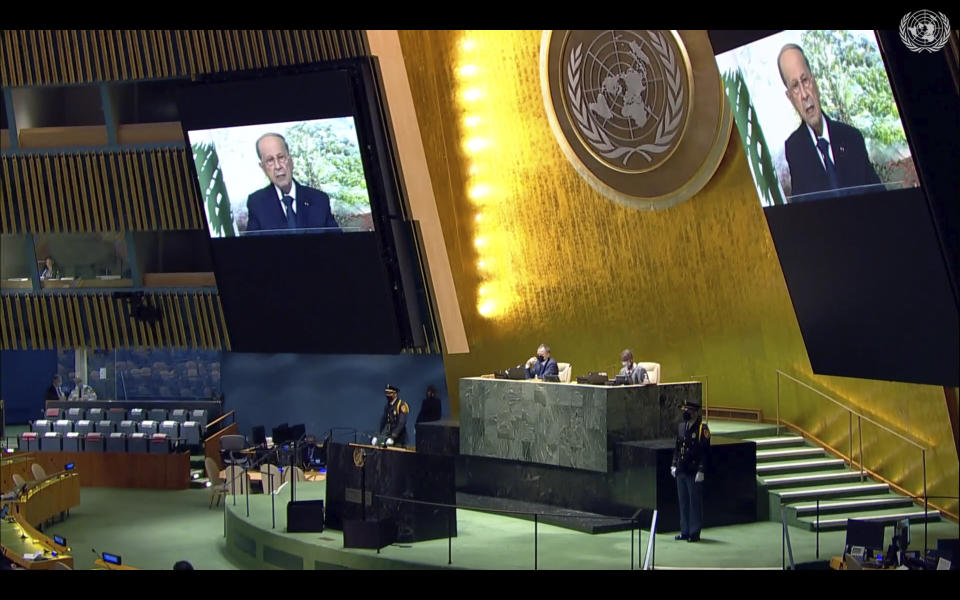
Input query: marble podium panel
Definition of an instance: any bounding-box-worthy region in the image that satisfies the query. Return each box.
[459,378,702,472]
[324,442,456,542]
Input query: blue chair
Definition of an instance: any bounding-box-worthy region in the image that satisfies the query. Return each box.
[148,434,170,454]
[106,432,126,452]
[84,432,104,452]
[40,432,62,451]
[62,432,82,452]
[32,419,53,433]
[54,419,73,436]
[128,433,148,453]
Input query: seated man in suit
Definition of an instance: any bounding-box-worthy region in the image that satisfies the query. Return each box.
[46,374,67,401]
[525,344,559,379]
[619,349,649,384]
[245,133,342,234]
[778,44,882,201]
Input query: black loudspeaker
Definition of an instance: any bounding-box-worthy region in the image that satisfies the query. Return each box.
[286,500,325,533]
[343,518,396,550]
[251,426,266,446]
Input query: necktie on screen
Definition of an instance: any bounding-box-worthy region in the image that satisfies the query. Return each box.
[816,137,840,190]
[281,196,297,229]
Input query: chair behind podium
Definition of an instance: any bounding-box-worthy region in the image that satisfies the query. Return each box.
[221,435,250,468]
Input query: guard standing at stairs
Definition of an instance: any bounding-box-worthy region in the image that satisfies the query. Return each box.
[672,398,710,542]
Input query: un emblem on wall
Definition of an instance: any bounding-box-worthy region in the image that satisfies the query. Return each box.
[541,30,733,210]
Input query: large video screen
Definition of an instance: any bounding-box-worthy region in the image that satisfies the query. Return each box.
[715,30,917,205]
[187,117,372,237]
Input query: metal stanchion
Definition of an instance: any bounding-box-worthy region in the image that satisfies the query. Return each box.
[534,513,538,570]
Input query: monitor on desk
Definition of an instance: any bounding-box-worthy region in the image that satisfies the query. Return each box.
[101,552,122,565]
[288,424,306,443]
[272,423,290,445]
[845,518,885,557]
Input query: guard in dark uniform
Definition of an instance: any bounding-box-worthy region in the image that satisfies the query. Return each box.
[372,384,409,448]
[671,399,710,542]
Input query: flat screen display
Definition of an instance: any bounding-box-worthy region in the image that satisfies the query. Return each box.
[101,552,122,565]
[715,30,917,205]
[187,118,372,237]
[845,519,885,552]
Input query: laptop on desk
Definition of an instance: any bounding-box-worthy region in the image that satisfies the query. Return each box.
[506,366,527,380]
[494,366,526,380]
[576,372,607,385]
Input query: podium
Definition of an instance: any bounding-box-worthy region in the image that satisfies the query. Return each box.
[325,442,456,544]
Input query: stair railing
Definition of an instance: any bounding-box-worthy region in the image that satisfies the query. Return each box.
[775,370,931,550]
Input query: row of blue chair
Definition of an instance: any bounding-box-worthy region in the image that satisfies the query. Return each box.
[44,407,208,425]
[20,431,179,454]
[31,419,202,443]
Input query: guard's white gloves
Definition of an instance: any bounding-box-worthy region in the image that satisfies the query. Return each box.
[385,438,394,447]
[670,466,677,478]
[695,472,704,483]
[370,437,378,446]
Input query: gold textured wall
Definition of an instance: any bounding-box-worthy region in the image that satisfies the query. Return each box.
[396,30,957,518]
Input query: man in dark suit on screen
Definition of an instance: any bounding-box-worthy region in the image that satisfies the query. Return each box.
[245,133,341,234]
[778,44,882,201]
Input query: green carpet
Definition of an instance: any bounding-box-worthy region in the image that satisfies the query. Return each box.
[10,417,959,569]
[220,481,958,570]
[33,483,960,570]
[42,487,244,570]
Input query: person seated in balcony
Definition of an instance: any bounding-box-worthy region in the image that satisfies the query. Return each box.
[39,256,62,280]
[68,375,98,401]
[46,374,67,401]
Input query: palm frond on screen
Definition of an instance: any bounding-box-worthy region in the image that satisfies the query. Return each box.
[722,69,786,206]
[192,142,236,237]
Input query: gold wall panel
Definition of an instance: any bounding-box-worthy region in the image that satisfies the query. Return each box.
[396,30,957,518]
[0,292,230,352]
[0,150,204,233]
[0,30,369,86]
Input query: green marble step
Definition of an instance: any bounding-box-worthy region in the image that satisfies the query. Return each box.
[761,469,864,489]
[747,435,806,448]
[703,421,780,440]
[755,457,846,475]
[756,447,826,462]
[766,481,890,523]
[795,507,941,531]
[772,481,891,507]
[785,496,916,528]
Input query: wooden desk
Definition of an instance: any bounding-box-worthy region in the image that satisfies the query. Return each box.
[218,469,326,483]
[18,471,81,527]
[830,554,892,570]
[0,471,78,570]
[18,451,190,490]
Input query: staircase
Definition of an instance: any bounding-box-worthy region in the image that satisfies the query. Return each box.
[746,430,940,531]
